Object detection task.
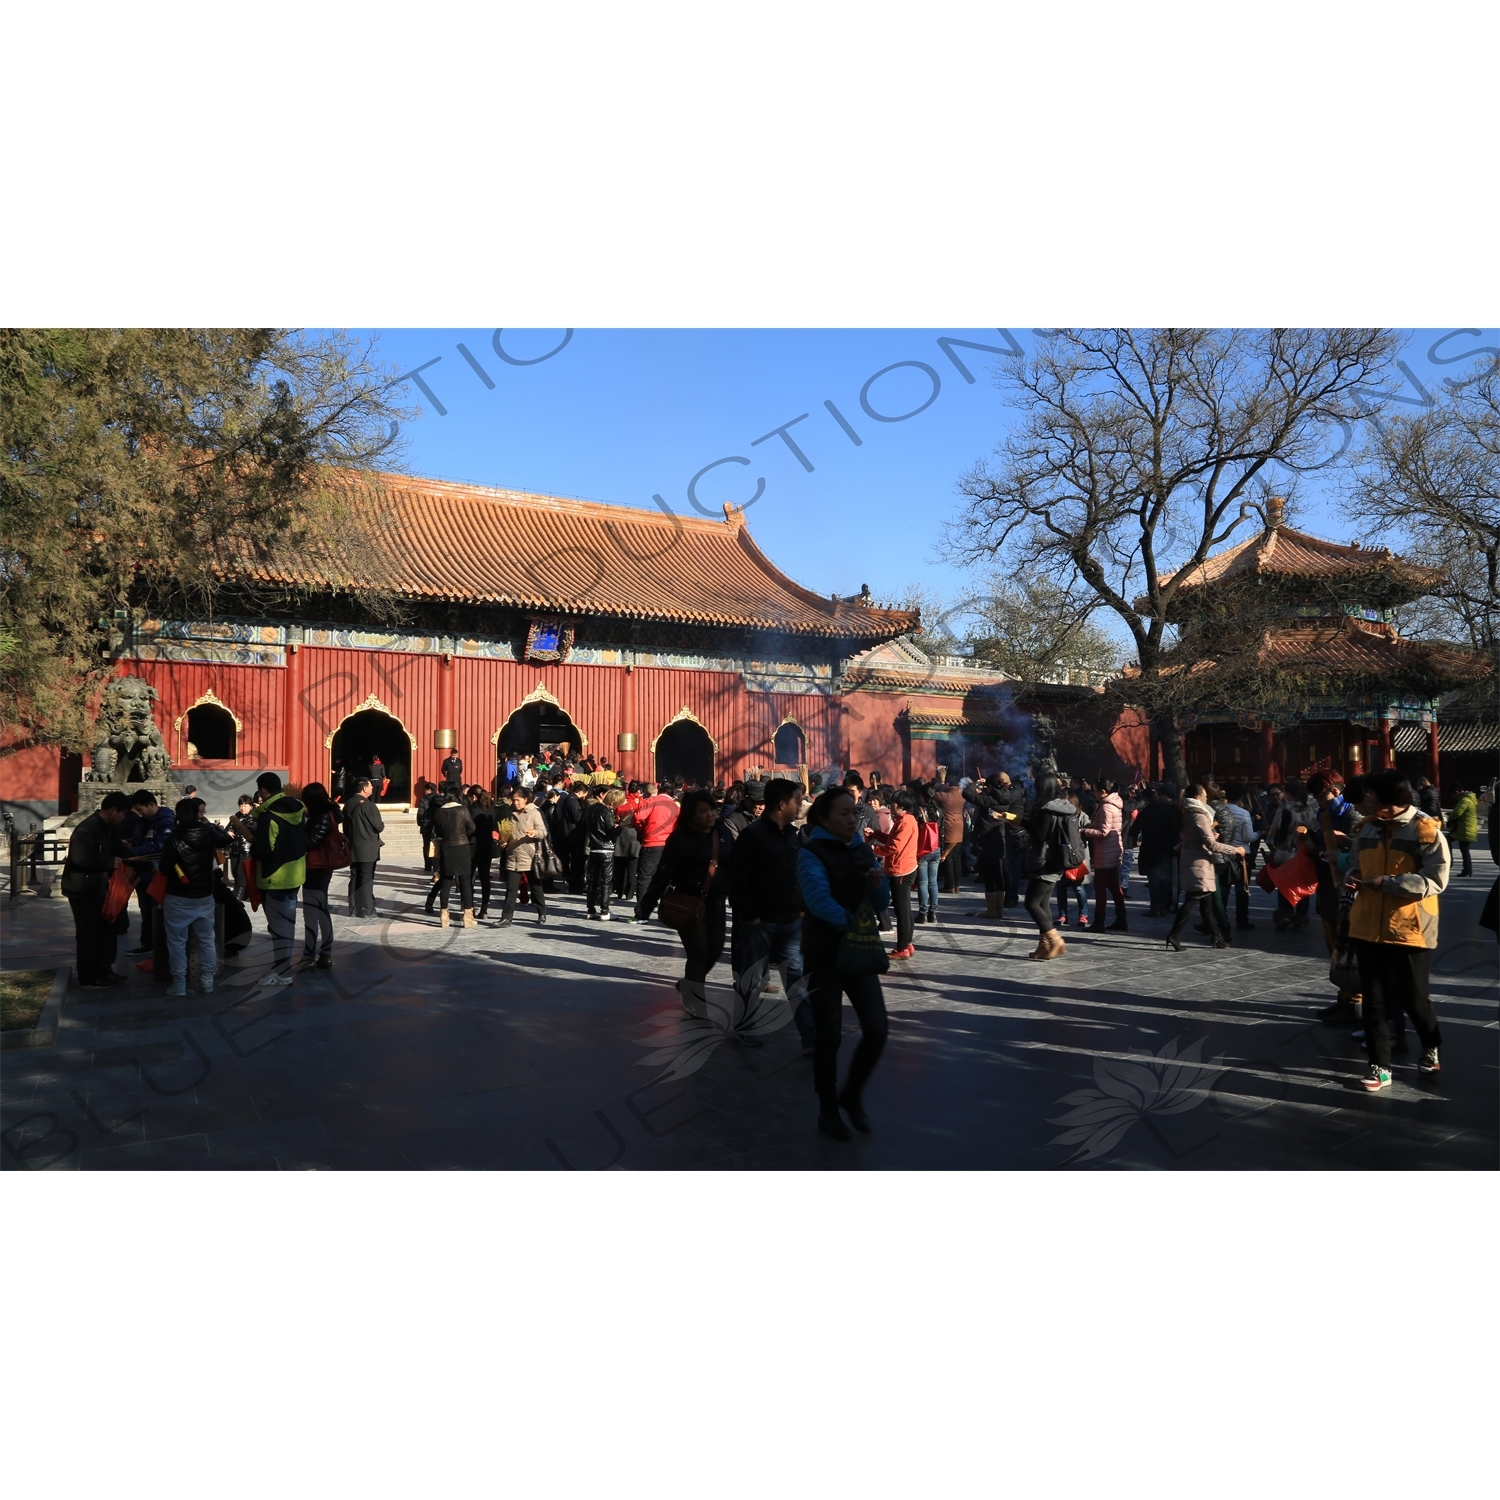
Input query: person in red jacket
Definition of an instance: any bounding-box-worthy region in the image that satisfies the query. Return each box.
[869,789,920,957]
[626,782,680,921]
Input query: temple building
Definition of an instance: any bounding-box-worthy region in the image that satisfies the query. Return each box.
[2,475,1062,820]
[1133,497,1488,787]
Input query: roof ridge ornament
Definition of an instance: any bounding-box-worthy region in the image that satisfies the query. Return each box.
[1264,496,1286,528]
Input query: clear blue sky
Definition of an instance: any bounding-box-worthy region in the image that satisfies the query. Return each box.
[357,326,1498,629]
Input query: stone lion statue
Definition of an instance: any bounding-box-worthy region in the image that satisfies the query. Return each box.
[90,675,171,784]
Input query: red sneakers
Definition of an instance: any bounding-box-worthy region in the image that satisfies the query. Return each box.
[890,944,915,960]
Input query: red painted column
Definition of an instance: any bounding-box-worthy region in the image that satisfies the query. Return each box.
[618,664,638,779]
[435,652,456,772]
[1260,722,1275,783]
[283,643,300,782]
[1378,719,1393,770]
[1427,720,1441,789]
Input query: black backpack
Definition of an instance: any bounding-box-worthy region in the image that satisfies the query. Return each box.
[1050,809,1086,870]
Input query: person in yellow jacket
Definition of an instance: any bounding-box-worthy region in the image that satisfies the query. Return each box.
[1347,769,1450,1091]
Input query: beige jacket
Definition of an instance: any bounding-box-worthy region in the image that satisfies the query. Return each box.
[503,805,549,872]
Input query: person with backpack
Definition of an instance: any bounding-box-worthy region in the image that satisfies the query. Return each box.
[1022,775,1084,960]
[298,781,345,968]
[157,797,234,997]
[1166,784,1245,951]
[1054,788,1092,930]
[228,772,307,986]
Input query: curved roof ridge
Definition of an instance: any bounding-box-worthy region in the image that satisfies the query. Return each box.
[233,465,919,642]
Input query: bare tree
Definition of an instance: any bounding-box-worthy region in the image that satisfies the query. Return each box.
[1349,352,1500,661]
[961,576,1122,683]
[946,327,1400,783]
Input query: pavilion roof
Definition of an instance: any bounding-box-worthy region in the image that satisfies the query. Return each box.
[1144,502,1442,618]
[1131,616,1487,694]
[238,474,917,643]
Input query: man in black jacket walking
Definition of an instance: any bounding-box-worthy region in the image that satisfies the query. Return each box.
[729,779,814,1051]
[343,780,385,917]
[721,780,764,979]
[61,791,132,988]
[582,787,621,919]
[556,782,589,893]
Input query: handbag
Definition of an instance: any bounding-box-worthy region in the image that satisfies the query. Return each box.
[307,828,353,871]
[836,898,890,975]
[657,832,718,930]
[1062,861,1089,885]
[534,835,564,882]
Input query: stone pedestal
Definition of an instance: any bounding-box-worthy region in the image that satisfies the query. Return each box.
[66,779,178,827]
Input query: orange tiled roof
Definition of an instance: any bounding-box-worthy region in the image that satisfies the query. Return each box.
[1150,520,1442,607]
[1137,617,1486,689]
[1255,618,1483,680]
[242,474,918,642]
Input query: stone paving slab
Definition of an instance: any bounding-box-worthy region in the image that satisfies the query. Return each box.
[3,856,1496,1170]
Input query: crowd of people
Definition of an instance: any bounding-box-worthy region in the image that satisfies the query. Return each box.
[61,742,1497,1134]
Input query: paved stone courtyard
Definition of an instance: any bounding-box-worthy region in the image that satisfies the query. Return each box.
[4,849,1496,1170]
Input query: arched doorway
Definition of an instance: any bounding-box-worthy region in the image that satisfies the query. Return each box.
[773,719,805,768]
[654,709,715,787]
[174,691,241,765]
[495,700,584,775]
[329,705,413,802]
[186,705,236,760]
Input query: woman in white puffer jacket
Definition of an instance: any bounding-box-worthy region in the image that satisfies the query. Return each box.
[1085,781,1127,930]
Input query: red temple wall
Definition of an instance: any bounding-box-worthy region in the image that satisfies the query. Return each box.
[115,650,856,797]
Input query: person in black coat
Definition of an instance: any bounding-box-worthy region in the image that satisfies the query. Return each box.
[639,790,726,1016]
[430,789,477,925]
[555,783,589,893]
[719,780,764,978]
[60,791,132,988]
[729,778,812,1048]
[417,784,444,875]
[342,781,385,917]
[963,777,1017,917]
[467,786,500,918]
[582,787,622,919]
[298,782,342,967]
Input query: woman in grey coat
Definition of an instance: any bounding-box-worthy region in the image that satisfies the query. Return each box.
[1167,784,1245,951]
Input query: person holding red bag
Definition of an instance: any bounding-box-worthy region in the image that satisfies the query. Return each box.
[61,791,132,989]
